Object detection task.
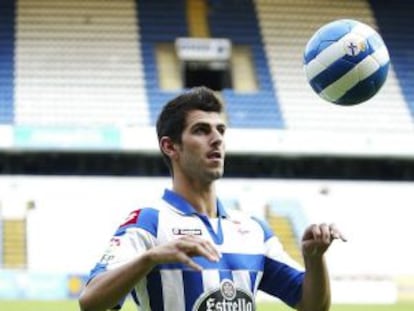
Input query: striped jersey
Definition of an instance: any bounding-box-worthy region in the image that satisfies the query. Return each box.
[88,189,305,310]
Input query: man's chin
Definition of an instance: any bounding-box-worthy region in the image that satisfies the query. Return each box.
[209,170,224,181]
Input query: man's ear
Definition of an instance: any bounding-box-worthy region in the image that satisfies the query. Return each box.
[160,136,178,159]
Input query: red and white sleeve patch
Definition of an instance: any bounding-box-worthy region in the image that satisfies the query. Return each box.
[119,209,141,227]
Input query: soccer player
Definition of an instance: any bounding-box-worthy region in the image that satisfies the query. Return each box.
[79,86,346,311]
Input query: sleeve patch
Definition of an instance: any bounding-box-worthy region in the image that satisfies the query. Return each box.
[119,209,142,227]
[117,208,159,237]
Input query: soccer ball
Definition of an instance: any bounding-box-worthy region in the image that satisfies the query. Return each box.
[303,19,390,106]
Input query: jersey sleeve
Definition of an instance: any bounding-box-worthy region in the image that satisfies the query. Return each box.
[85,208,159,309]
[252,216,305,308]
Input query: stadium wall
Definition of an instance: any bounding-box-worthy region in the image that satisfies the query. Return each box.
[0,175,413,302]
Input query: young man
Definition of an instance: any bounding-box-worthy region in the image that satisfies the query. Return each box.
[79,86,346,311]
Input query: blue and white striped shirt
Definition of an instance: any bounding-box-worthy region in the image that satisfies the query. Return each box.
[88,189,305,310]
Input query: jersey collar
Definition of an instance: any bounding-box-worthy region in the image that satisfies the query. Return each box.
[162,189,228,218]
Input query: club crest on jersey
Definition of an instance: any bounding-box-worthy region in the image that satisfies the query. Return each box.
[192,279,254,311]
[172,228,202,236]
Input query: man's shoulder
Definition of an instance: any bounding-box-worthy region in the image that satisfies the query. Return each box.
[118,207,156,227]
[116,199,176,231]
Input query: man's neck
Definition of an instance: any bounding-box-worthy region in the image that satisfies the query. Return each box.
[173,180,217,218]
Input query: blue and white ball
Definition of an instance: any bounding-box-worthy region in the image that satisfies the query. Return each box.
[303,19,390,106]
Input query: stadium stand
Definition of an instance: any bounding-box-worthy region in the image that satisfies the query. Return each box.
[0,0,412,167]
[4,0,413,133]
[370,0,414,118]
[2,219,26,269]
[137,0,283,128]
[136,0,187,124]
[255,0,413,132]
[208,0,283,128]
[0,0,15,124]
[186,0,210,38]
[14,0,149,127]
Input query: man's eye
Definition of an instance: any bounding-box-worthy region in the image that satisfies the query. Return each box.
[194,127,207,134]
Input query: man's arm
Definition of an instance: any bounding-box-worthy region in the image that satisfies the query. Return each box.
[79,251,154,311]
[296,223,346,311]
[78,235,221,311]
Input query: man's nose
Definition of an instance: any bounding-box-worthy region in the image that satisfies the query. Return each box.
[210,130,223,145]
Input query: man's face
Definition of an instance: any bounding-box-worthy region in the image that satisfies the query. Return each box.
[175,110,226,184]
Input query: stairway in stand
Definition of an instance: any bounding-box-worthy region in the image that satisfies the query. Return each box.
[2,219,27,269]
[267,214,303,265]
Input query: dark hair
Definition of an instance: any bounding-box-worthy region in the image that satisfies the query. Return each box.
[156,86,225,171]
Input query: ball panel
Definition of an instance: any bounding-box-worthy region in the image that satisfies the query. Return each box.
[337,77,379,106]
[371,44,390,67]
[321,67,360,103]
[356,55,380,81]
[304,19,353,64]
[324,61,388,106]
[351,21,378,40]
[305,40,348,80]
[303,34,325,64]
[304,58,326,84]
[371,62,390,90]
[367,34,388,54]
[316,19,352,42]
[310,58,356,92]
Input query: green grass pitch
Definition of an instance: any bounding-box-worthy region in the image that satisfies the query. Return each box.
[0,300,413,311]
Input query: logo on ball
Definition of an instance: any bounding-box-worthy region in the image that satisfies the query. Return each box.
[343,36,366,56]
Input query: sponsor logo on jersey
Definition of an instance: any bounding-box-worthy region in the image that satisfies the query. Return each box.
[172,228,202,236]
[99,237,121,264]
[192,279,255,311]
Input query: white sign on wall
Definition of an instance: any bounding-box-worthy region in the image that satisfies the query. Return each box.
[175,37,232,61]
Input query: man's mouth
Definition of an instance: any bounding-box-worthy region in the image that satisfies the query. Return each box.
[207,151,222,160]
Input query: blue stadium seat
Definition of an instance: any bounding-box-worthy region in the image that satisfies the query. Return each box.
[370,0,414,118]
[0,0,15,124]
[136,0,187,124]
[137,0,284,129]
[207,0,284,128]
